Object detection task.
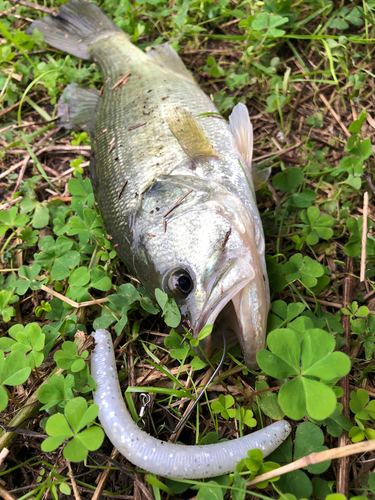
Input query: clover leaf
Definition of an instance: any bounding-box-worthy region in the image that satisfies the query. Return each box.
[14,263,46,295]
[0,350,31,411]
[211,394,235,419]
[9,323,45,368]
[34,235,80,281]
[0,290,17,322]
[268,422,330,498]
[38,373,75,410]
[164,329,191,360]
[211,394,256,428]
[348,389,375,442]
[252,12,288,37]
[300,206,334,245]
[257,328,351,420]
[0,207,30,236]
[283,254,325,288]
[271,167,304,193]
[54,342,88,372]
[42,397,104,462]
[155,288,180,328]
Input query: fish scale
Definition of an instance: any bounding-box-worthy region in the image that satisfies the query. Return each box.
[27,0,270,369]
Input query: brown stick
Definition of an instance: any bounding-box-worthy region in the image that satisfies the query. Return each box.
[92,448,119,500]
[67,461,82,500]
[360,192,369,282]
[337,256,354,495]
[247,439,375,487]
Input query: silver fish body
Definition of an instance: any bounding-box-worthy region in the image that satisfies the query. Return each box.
[27,0,270,368]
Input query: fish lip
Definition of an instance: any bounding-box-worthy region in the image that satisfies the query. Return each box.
[194,276,251,336]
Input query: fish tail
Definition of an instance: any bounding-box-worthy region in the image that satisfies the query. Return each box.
[26,0,124,60]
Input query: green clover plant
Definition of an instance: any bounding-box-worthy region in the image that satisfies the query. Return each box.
[348,389,375,442]
[268,422,331,498]
[42,397,104,462]
[0,350,31,411]
[257,328,351,420]
[211,394,257,428]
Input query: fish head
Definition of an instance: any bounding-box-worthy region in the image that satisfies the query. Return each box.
[132,175,269,369]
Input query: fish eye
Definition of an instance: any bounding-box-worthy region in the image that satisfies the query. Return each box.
[169,269,194,296]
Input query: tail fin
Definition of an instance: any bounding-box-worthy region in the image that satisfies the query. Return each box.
[26,0,123,60]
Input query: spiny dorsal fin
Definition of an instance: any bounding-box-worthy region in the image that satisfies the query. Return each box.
[229,103,270,190]
[167,107,218,162]
[145,43,195,84]
[58,83,101,135]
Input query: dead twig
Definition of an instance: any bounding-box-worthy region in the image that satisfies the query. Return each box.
[92,448,120,500]
[247,439,375,487]
[40,284,109,309]
[0,484,17,500]
[15,0,55,14]
[163,188,194,218]
[337,256,354,496]
[360,192,369,282]
[111,72,131,91]
[67,461,82,500]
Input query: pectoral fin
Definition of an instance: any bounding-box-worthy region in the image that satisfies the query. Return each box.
[229,103,270,190]
[167,107,218,162]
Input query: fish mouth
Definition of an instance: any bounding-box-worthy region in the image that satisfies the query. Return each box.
[192,258,268,370]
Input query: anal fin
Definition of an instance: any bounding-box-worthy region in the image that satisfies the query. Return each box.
[229,103,270,190]
[167,107,218,162]
[58,83,101,134]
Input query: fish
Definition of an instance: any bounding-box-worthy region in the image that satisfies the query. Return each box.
[26,0,271,369]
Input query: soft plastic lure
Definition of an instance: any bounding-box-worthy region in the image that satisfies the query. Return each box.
[91,329,291,479]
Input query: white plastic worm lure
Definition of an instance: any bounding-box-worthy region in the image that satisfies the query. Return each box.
[91,330,291,479]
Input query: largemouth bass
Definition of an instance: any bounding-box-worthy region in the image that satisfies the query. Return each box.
[27,0,270,369]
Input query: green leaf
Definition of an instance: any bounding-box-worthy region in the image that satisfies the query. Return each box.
[197,325,213,341]
[42,435,71,452]
[302,378,337,420]
[2,351,31,386]
[65,397,88,433]
[255,380,285,420]
[196,481,224,500]
[368,472,375,493]
[155,288,168,310]
[90,268,112,291]
[164,330,190,360]
[77,426,104,450]
[294,422,330,474]
[279,378,306,420]
[63,436,88,462]
[32,203,49,228]
[0,385,8,412]
[272,168,304,193]
[283,470,313,498]
[69,267,90,287]
[46,413,73,437]
[245,449,263,472]
[232,472,246,500]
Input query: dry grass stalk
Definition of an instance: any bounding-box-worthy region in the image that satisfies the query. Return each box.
[247,438,375,487]
[360,191,369,282]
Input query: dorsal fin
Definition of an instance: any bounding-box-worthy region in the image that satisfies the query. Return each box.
[145,43,195,84]
[229,103,270,190]
[167,107,218,162]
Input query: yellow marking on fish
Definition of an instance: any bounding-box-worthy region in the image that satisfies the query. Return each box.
[167,107,218,162]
